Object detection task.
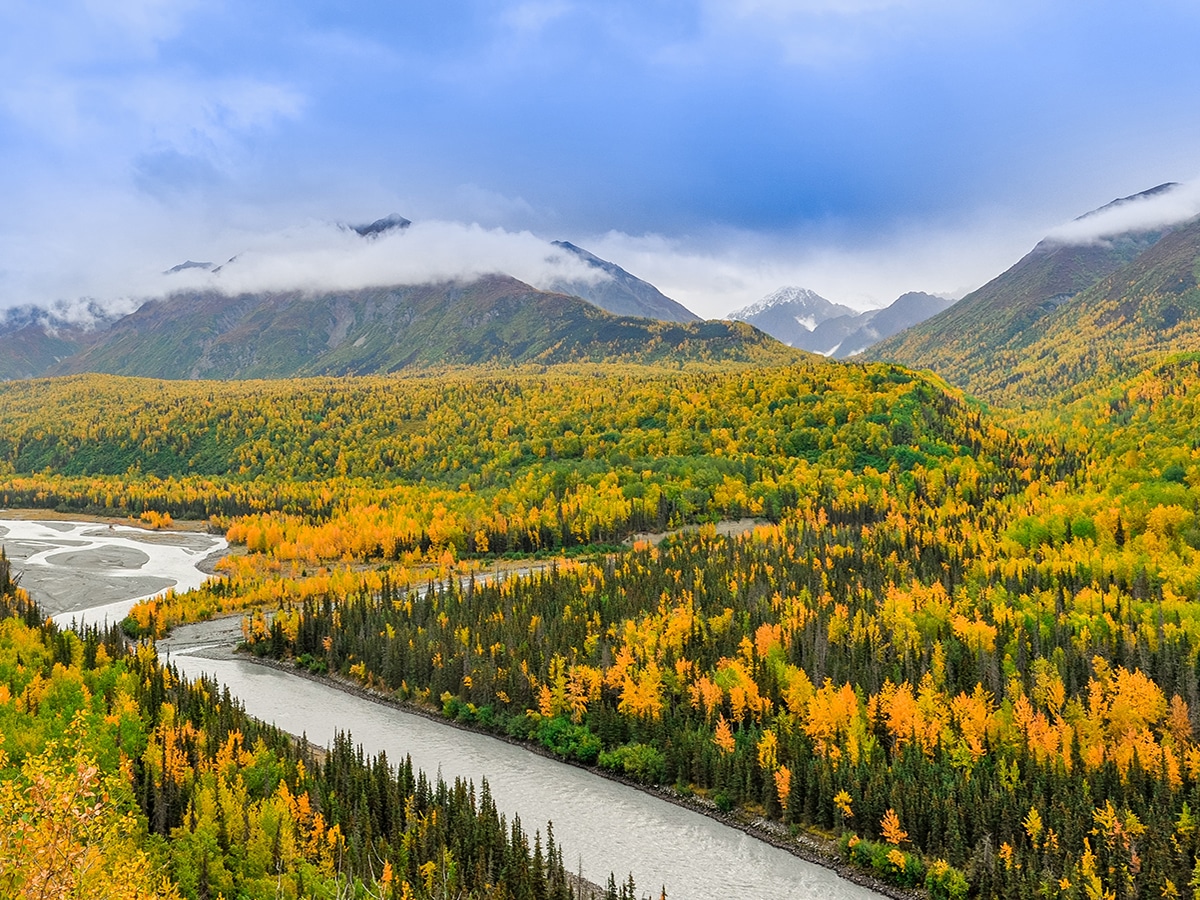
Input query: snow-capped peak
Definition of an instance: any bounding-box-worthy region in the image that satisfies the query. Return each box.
[728,286,833,321]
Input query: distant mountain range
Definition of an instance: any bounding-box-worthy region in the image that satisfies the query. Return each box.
[0,274,796,381]
[10,187,1199,395]
[866,183,1200,403]
[0,223,736,380]
[728,286,953,358]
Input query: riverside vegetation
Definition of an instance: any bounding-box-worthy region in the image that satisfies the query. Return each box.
[0,551,641,900]
[2,354,1200,897]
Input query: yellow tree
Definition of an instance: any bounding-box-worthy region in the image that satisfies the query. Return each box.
[0,742,181,900]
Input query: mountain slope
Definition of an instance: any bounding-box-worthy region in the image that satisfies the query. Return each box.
[0,303,124,380]
[970,214,1200,404]
[832,292,955,358]
[51,275,799,379]
[866,185,1180,386]
[546,241,700,323]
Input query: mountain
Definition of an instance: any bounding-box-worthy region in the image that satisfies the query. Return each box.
[954,213,1200,404]
[866,184,1183,392]
[43,275,798,380]
[0,302,126,380]
[545,241,700,323]
[728,287,858,352]
[831,292,956,358]
[349,213,411,238]
[728,287,952,357]
[164,260,216,274]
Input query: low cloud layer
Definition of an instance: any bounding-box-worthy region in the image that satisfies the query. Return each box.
[579,212,1042,317]
[0,203,1047,324]
[1045,180,1200,246]
[164,220,610,297]
[0,217,613,320]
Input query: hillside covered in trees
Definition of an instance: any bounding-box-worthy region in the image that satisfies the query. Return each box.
[1,342,1200,897]
[867,193,1200,407]
[0,551,638,899]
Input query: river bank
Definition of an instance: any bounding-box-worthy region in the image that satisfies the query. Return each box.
[1,513,897,899]
[169,620,912,900]
[0,508,219,532]
[0,514,229,626]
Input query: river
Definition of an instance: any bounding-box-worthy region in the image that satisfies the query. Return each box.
[0,516,227,628]
[3,517,884,900]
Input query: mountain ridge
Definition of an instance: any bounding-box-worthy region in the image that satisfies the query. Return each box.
[865,185,1190,393]
[729,286,952,358]
[40,274,799,380]
[866,186,1200,404]
[546,241,700,323]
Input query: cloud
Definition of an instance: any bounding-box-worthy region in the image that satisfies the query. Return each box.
[0,218,612,313]
[1044,181,1200,245]
[501,1,574,34]
[0,198,1048,328]
[0,1,302,200]
[80,0,204,51]
[580,212,1043,318]
[190,221,611,296]
[677,0,1006,68]
[446,184,541,228]
[729,0,948,17]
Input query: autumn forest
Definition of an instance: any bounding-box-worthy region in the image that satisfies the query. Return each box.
[3,348,1200,899]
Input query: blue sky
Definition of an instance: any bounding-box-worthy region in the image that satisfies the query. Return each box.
[2,0,1200,317]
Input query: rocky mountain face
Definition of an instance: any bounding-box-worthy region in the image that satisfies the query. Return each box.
[728,287,856,353]
[728,287,952,358]
[831,292,956,358]
[545,241,700,323]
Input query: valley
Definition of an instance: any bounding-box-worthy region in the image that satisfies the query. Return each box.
[3,186,1200,899]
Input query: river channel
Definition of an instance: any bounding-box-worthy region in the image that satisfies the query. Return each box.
[4,517,884,900]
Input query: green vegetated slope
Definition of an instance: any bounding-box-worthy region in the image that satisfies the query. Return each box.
[9,194,1200,900]
[228,355,1200,899]
[0,554,628,900]
[973,218,1200,405]
[866,229,1169,400]
[865,186,1200,406]
[48,274,794,379]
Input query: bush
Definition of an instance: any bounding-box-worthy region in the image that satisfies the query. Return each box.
[840,834,926,889]
[926,860,970,900]
[442,694,479,723]
[534,715,601,764]
[506,711,537,740]
[597,743,666,783]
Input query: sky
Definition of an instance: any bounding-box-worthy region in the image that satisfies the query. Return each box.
[2,1,1200,319]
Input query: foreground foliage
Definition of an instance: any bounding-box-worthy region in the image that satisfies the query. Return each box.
[0,554,609,900]
[5,353,1200,897]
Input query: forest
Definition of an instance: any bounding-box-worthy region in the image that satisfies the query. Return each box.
[0,550,647,899]
[1,352,1200,898]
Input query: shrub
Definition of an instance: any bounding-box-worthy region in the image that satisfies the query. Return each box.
[926,859,970,900]
[597,743,666,783]
[534,715,601,764]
